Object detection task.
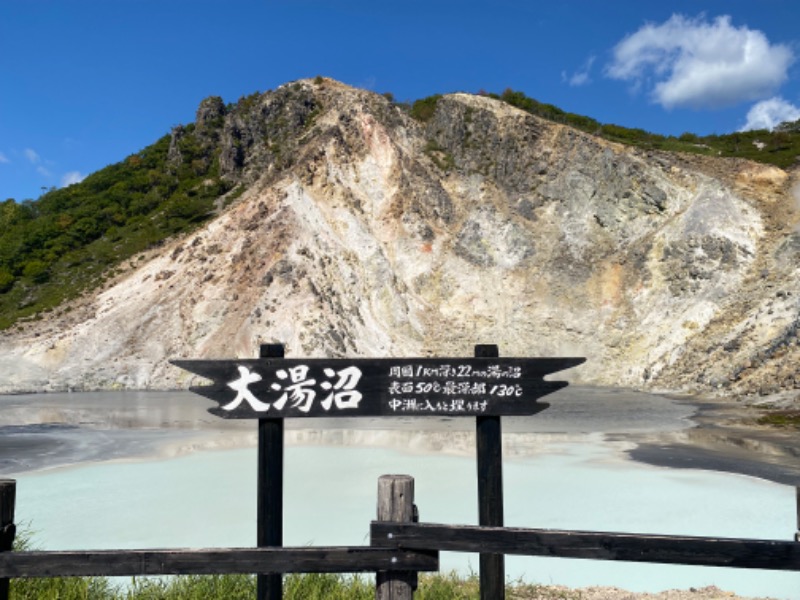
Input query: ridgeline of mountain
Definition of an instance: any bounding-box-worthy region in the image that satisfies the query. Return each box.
[1,78,799,403]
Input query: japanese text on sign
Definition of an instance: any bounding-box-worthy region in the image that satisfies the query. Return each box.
[385,363,523,414]
[173,355,584,418]
[224,365,363,414]
[388,364,522,379]
[221,361,524,415]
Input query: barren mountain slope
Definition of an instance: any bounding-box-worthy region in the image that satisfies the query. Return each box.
[1,78,798,397]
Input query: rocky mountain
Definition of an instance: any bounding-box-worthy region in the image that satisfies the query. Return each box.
[2,78,799,400]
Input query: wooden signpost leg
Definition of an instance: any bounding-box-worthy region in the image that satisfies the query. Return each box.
[475,344,505,600]
[258,344,285,600]
[376,475,417,600]
[0,479,16,600]
[795,487,799,543]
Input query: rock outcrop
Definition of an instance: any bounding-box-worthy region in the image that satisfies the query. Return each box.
[2,78,799,399]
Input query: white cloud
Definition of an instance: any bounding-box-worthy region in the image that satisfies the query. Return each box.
[606,14,794,109]
[61,171,85,187]
[24,148,41,164]
[562,55,596,87]
[741,97,800,131]
[0,152,8,164]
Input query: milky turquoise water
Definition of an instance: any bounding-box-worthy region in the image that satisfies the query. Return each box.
[3,390,799,597]
[11,438,798,597]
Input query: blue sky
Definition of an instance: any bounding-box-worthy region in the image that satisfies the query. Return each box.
[2,0,799,202]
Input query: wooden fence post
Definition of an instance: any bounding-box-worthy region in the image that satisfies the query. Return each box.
[258,344,285,600]
[475,344,505,600]
[376,475,416,600]
[0,480,16,600]
[795,486,799,543]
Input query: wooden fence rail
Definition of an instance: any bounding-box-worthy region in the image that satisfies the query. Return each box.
[0,476,436,599]
[2,476,799,599]
[371,521,800,571]
[0,547,438,578]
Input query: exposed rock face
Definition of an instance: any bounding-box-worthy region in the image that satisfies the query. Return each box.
[195,95,225,133]
[1,78,799,398]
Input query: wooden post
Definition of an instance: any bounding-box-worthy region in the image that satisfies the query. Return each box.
[795,487,799,543]
[0,480,16,600]
[258,344,284,600]
[475,344,504,600]
[376,475,416,600]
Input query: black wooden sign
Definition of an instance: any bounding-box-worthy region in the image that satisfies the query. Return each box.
[171,357,585,418]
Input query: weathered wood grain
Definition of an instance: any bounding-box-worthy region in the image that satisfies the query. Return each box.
[371,522,800,570]
[376,475,417,600]
[257,343,284,600]
[474,345,504,600]
[0,480,15,600]
[796,486,799,543]
[0,547,439,578]
[171,357,584,418]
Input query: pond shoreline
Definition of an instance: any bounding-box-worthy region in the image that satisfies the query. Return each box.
[627,396,800,486]
[3,387,798,485]
[4,389,797,599]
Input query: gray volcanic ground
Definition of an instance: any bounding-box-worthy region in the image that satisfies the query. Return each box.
[2,387,797,486]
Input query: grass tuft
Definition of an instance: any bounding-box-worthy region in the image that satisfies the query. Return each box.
[756,410,800,429]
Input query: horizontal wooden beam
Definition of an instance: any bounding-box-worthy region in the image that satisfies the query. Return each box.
[0,546,439,579]
[371,522,800,571]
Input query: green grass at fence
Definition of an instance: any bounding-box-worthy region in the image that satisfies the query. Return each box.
[8,529,579,599]
[8,529,115,600]
[7,573,585,600]
[9,573,467,600]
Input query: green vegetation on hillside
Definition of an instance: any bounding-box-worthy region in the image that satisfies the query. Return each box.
[409,88,800,169]
[497,88,800,168]
[409,94,443,122]
[3,84,799,332]
[0,82,329,332]
[0,122,231,330]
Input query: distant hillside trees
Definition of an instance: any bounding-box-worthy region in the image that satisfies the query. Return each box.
[2,84,798,332]
[408,88,800,169]
[0,117,232,329]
